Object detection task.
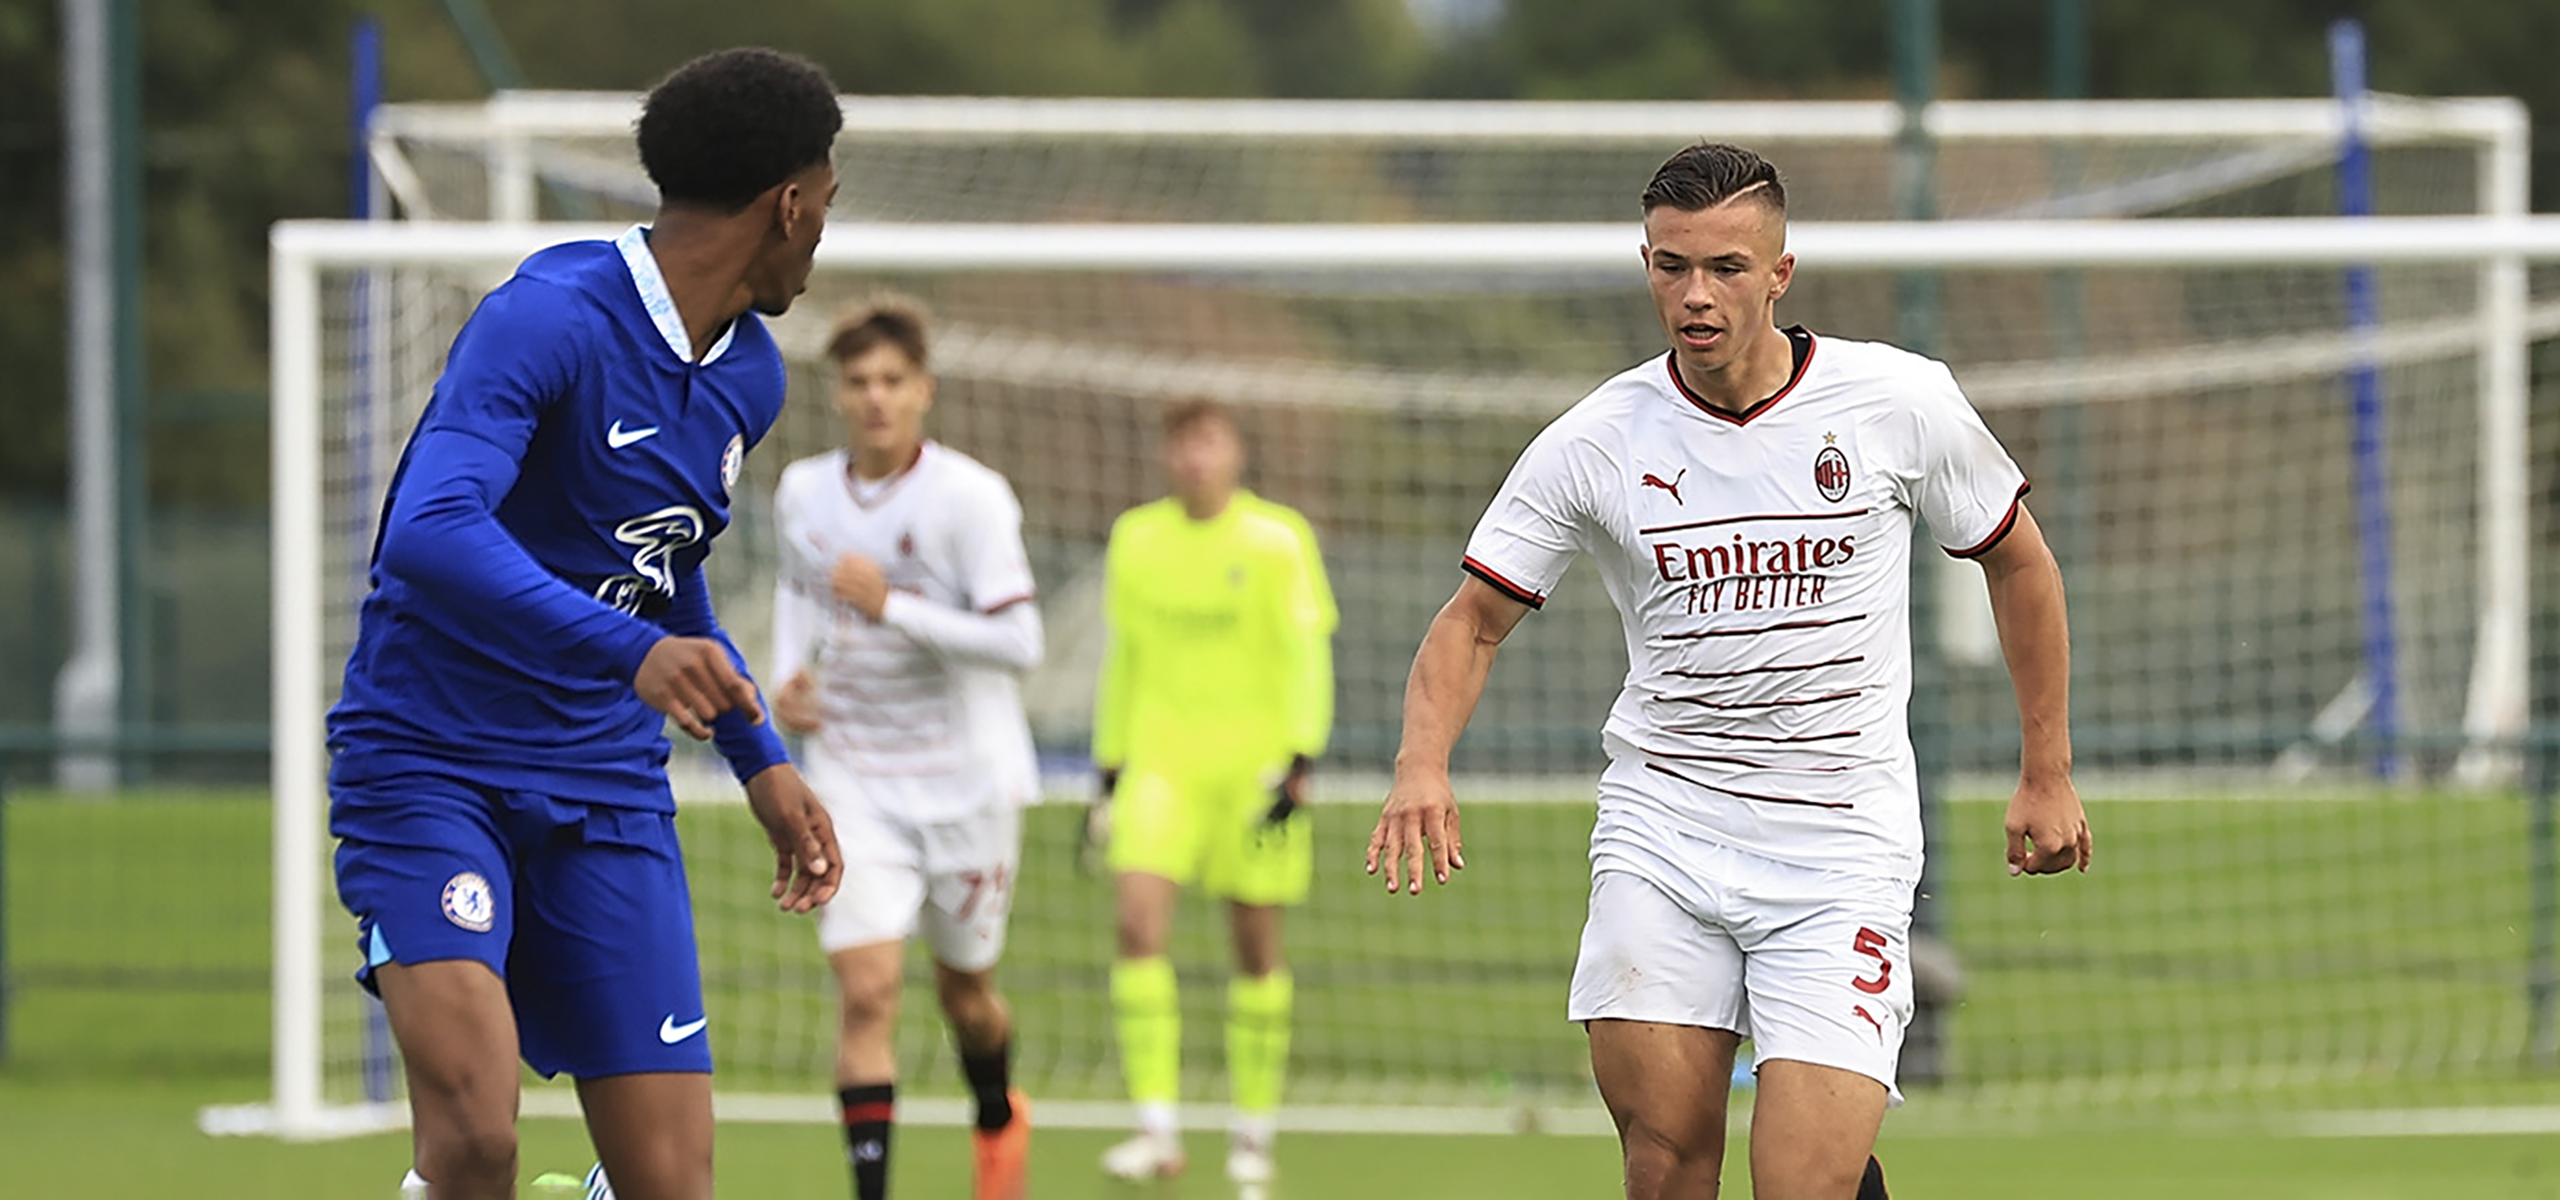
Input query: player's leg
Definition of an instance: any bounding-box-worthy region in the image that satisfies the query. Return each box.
[828,940,907,1200]
[1103,768,1203,1178]
[1103,869,1186,1178]
[1211,767,1313,1186]
[375,961,525,1198]
[1222,901,1290,1184]
[1589,1019,1742,1199]
[1570,869,1752,1198]
[809,767,929,1200]
[1746,1064,1887,1200]
[919,802,1028,1200]
[933,962,1025,1200]
[1730,862,1914,1200]
[511,798,717,1200]
[574,1073,714,1200]
[332,780,525,1199]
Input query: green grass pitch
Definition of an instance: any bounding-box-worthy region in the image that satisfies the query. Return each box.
[6,787,2559,1197]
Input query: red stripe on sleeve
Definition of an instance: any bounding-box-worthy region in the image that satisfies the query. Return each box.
[980,592,1038,614]
[1461,556,1546,609]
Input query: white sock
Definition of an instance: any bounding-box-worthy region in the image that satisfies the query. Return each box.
[1137,1102,1179,1142]
[399,1169,429,1199]
[1232,1113,1277,1146]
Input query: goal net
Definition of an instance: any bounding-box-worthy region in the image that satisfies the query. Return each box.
[224,97,2560,1139]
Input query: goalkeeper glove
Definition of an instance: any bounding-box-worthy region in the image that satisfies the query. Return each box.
[1262,754,1313,828]
[1079,767,1120,876]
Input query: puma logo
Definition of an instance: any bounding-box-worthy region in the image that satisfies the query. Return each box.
[1641,468,1687,505]
[1853,1005,1884,1043]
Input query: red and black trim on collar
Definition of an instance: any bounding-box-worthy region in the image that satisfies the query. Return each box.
[1666,325,1816,427]
[842,441,930,510]
[1462,556,1546,610]
[1947,481,2033,560]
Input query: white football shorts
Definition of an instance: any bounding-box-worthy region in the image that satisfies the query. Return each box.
[803,749,1022,972]
[1568,834,1917,1103]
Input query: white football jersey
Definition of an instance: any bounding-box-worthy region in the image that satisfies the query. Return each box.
[772,442,1042,819]
[1463,329,2027,880]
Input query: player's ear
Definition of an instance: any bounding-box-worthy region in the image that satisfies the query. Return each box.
[775,178,809,238]
[1769,252,1795,302]
[773,167,825,240]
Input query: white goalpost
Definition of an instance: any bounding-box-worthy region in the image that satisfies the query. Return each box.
[214,96,2560,1141]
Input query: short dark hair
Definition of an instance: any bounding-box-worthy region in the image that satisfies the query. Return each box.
[637,48,842,213]
[1641,142,1786,216]
[826,295,931,367]
[1163,397,1237,439]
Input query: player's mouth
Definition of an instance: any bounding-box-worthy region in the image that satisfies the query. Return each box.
[1677,322,1723,352]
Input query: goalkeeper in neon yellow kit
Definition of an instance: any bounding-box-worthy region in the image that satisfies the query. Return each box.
[1088,398,1335,1186]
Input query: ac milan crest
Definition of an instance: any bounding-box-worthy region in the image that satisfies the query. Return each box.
[1813,445,1852,503]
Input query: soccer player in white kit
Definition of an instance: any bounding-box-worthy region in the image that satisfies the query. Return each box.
[1367,143,2091,1200]
[771,299,1040,1200]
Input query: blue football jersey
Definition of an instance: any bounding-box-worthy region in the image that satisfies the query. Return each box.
[329,227,789,808]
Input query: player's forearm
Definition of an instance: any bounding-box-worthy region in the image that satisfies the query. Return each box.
[1984,541,2073,783]
[1392,606,1500,781]
[880,593,1045,671]
[1091,630,1131,770]
[1278,621,1336,760]
[379,430,661,680]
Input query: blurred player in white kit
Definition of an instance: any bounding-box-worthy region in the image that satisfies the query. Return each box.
[772,298,1041,1200]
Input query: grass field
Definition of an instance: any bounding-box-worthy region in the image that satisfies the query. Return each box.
[7,785,2560,1198]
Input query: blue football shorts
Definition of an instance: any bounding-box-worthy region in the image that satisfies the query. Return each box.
[332,774,711,1079]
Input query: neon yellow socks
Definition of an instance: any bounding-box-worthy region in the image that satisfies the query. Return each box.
[1226,970,1293,1116]
[1111,957,1181,1111]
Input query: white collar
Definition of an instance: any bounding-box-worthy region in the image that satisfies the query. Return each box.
[616,224,736,366]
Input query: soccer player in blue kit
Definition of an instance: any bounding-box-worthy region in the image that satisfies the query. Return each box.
[328,49,848,1200]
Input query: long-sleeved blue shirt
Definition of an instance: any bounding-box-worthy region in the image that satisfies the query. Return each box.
[327,227,789,809]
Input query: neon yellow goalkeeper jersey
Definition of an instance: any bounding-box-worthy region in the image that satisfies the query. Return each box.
[1093,490,1337,775]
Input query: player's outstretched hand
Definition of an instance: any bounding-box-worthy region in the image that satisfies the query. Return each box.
[2004,774,2092,877]
[745,764,842,912]
[774,670,822,736]
[635,636,764,740]
[1367,770,1465,895]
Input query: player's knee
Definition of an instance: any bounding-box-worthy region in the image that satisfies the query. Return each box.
[1748,1140,1868,1200]
[1618,1117,1720,1200]
[1115,911,1166,959]
[1231,935,1285,978]
[838,971,900,1034]
[419,1112,519,1189]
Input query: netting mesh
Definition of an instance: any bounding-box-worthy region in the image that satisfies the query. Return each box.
[302,238,2556,1118]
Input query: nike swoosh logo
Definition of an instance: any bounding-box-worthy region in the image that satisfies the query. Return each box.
[658,1014,708,1044]
[607,420,661,450]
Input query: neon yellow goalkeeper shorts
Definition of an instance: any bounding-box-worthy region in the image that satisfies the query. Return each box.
[1108,760,1313,906]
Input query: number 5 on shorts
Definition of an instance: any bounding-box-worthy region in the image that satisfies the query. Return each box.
[1851,926,1894,996]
